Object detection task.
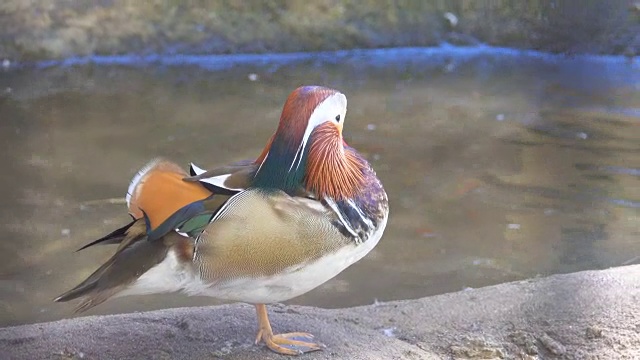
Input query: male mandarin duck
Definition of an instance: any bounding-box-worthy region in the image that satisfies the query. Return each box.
[55,86,389,355]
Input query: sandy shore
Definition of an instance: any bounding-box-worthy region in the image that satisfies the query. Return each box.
[2,265,640,359]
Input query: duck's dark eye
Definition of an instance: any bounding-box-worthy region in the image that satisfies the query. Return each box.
[335,115,341,122]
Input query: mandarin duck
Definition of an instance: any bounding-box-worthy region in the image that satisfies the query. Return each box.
[55,86,389,355]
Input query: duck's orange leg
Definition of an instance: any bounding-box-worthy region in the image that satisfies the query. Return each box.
[254,304,323,355]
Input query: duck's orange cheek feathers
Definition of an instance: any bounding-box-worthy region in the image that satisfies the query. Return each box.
[127,160,213,231]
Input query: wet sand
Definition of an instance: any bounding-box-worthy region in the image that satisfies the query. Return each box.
[2,265,640,359]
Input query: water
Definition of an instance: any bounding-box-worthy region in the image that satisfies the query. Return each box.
[0,47,638,327]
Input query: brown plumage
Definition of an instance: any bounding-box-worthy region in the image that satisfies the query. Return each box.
[194,189,348,283]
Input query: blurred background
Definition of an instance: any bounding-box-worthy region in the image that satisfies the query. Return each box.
[0,1,639,327]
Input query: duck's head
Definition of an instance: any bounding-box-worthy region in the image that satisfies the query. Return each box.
[254,86,364,199]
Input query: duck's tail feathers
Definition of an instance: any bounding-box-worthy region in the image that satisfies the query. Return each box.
[54,220,173,313]
[75,218,138,252]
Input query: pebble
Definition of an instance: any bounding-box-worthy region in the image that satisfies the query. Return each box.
[381,327,396,337]
[538,333,566,355]
[585,326,604,339]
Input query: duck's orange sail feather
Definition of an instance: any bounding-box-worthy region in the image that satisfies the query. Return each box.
[126,159,212,230]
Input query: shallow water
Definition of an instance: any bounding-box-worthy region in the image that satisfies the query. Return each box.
[0,47,639,326]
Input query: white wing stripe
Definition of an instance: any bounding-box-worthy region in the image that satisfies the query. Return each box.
[125,158,162,208]
[199,174,244,191]
[324,197,359,239]
[190,162,244,192]
[346,199,374,230]
[189,162,207,176]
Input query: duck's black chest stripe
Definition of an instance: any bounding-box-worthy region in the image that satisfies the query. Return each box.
[324,197,378,244]
[340,198,379,243]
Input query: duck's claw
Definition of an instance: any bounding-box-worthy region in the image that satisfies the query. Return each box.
[254,304,324,355]
[256,330,324,355]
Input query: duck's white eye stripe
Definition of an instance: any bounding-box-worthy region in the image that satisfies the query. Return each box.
[288,93,347,172]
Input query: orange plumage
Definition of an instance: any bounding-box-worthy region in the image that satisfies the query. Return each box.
[305,122,366,200]
[127,159,212,230]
